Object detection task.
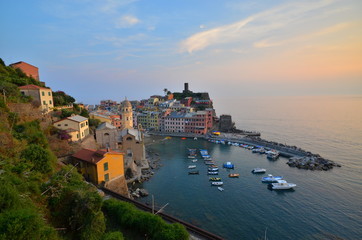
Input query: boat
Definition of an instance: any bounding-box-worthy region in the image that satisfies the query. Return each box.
[187,155,196,159]
[209,177,222,181]
[208,171,219,175]
[261,174,283,183]
[217,187,224,191]
[228,173,240,178]
[266,150,280,160]
[269,180,296,190]
[191,159,198,162]
[208,167,219,171]
[181,137,187,140]
[194,137,198,140]
[188,170,199,175]
[252,168,266,174]
[211,181,223,186]
[188,165,196,169]
[223,162,234,169]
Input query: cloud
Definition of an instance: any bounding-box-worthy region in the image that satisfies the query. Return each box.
[180,0,336,53]
[115,15,140,28]
[253,22,353,48]
[199,25,206,29]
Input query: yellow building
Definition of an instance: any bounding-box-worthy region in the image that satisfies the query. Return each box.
[72,148,125,185]
[19,84,54,113]
[53,115,89,141]
[89,112,112,123]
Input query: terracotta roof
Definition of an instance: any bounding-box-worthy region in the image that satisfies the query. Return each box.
[19,84,49,90]
[72,148,103,165]
[10,61,38,69]
[72,148,122,165]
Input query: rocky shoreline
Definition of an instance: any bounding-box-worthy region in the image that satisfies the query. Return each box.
[129,135,165,198]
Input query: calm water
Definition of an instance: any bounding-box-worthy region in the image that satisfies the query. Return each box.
[138,96,362,240]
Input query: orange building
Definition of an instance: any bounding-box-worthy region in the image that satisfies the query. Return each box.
[72,148,124,185]
[10,61,39,80]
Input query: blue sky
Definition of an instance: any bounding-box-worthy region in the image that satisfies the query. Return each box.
[1,0,361,104]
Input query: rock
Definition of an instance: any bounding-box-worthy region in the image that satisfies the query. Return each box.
[139,189,149,197]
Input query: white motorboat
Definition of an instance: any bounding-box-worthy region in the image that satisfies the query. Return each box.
[191,159,198,162]
[261,174,283,183]
[188,165,196,169]
[252,168,266,174]
[218,187,224,191]
[211,181,223,186]
[269,180,296,190]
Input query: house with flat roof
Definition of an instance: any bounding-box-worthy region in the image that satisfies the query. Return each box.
[10,61,39,80]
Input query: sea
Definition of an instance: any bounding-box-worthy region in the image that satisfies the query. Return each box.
[137,96,362,240]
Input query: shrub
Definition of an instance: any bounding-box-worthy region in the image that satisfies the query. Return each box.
[20,144,55,174]
[102,199,189,240]
[0,208,58,240]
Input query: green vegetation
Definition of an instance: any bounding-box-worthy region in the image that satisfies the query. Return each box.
[103,199,189,240]
[0,57,190,239]
[52,91,75,107]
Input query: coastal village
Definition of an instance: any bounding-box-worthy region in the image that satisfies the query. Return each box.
[6,61,340,199]
[0,59,345,239]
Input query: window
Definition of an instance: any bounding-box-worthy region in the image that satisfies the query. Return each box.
[77,134,79,139]
[49,100,52,105]
[57,124,61,127]
[42,92,45,96]
[104,162,108,171]
[65,124,68,126]
[48,92,51,96]
[104,173,109,182]
[43,101,46,105]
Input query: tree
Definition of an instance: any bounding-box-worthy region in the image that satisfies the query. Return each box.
[20,144,55,174]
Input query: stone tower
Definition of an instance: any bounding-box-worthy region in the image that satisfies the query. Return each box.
[121,98,133,130]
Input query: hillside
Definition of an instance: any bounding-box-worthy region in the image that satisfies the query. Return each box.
[0,58,189,240]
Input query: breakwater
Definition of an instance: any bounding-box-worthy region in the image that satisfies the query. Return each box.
[148,131,340,171]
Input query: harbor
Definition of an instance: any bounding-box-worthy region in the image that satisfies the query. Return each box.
[136,136,361,240]
[147,131,340,171]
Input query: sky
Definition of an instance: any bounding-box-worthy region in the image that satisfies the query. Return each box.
[1,0,361,104]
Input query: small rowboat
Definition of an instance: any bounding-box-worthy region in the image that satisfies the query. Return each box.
[229,173,240,178]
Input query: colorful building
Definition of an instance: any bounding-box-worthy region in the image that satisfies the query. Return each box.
[19,84,54,113]
[72,148,125,185]
[10,61,39,80]
[137,111,161,131]
[53,115,89,141]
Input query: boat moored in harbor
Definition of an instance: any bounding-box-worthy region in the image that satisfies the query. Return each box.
[188,165,196,169]
[209,177,222,181]
[223,162,234,169]
[217,187,224,191]
[268,180,296,190]
[228,173,240,178]
[252,168,266,174]
[211,181,223,186]
[188,170,199,175]
[261,174,283,183]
